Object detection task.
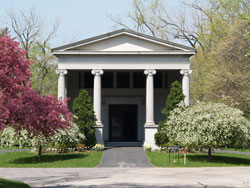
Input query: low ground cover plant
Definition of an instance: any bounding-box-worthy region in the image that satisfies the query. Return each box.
[143,144,152,152]
[93,144,104,151]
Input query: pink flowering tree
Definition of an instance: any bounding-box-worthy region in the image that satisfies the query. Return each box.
[0,34,73,158]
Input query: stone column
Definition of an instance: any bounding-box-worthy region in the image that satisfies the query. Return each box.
[180,69,192,106]
[91,69,104,126]
[56,69,68,101]
[144,69,156,126]
[144,69,158,149]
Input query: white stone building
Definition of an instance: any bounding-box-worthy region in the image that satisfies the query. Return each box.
[52,29,195,148]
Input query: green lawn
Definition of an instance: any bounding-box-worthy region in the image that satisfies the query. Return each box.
[146,151,250,167]
[0,151,103,167]
[0,178,31,188]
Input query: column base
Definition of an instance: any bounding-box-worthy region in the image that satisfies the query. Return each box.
[144,124,158,150]
[94,123,104,144]
[144,121,155,127]
[95,121,103,127]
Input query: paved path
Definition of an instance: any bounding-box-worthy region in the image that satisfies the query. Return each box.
[0,149,30,154]
[99,147,152,167]
[216,149,250,156]
[1,167,250,188]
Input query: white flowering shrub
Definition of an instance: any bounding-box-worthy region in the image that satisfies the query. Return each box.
[0,126,31,148]
[144,144,152,152]
[93,144,104,151]
[0,123,85,153]
[164,102,250,156]
[31,134,48,150]
[50,124,85,152]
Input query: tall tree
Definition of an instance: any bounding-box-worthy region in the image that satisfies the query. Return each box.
[0,34,73,157]
[111,0,204,48]
[6,8,59,96]
[112,0,250,117]
[206,19,250,120]
[244,14,250,57]
[0,27,9,36]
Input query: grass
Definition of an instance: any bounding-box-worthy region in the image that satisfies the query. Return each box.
[221,147,250,153]
[0,178,31,188]
[0,151,103,167]
[145,151,250,167]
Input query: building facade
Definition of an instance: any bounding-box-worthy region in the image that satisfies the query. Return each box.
[52,29,195,148]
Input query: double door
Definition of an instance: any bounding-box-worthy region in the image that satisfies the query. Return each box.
[109,104,138,141]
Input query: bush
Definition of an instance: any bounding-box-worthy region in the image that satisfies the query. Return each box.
[0,126,31,148]
[0,124,84,154]
[50,124,85,153]
[155,81,184,146]
[76,143,85,152]
[93,144,104,151]
[154,122,169,146]
[144,144,152,152]
[73,89,96,148]
[164,102,250,158]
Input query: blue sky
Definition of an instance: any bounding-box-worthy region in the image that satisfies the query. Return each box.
[0,0,181,47]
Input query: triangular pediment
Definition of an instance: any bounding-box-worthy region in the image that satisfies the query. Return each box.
[52,29,196,54]
[69,34,179,51]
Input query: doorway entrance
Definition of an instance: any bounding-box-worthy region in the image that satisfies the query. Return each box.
[109,104,138,141]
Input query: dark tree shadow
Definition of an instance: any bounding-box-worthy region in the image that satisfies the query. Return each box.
[0,179,31,188]
[188,154,250,165]
[13,153,88,164]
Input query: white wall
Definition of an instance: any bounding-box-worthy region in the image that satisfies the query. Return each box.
[58,55,190,70]
[72,35,175,51]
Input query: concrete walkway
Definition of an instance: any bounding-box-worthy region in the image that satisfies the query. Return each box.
[216,149,250,156]
[1,167,250,188]
[0,149,30,154]
[99,147,152,167]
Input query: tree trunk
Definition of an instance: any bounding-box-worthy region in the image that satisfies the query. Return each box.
[38,146,42,160]
[208,147,212,160]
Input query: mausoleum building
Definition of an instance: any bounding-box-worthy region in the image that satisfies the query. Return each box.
[52,29,195,148]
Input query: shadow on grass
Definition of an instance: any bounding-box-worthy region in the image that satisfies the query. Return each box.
[13,153,88,164]
[188,154,250,165]
[0,178,31,188]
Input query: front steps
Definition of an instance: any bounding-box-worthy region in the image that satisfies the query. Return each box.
[104,141,143,147]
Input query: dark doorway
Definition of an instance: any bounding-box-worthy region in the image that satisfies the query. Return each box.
[109,104,138,141]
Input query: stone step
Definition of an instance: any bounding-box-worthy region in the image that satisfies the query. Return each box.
[104,141,143,147]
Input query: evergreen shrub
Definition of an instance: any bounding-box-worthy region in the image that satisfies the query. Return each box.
[155,80,185,147]
[73,89,97,148]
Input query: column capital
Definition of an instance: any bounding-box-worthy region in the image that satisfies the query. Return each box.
[144,69,156,76]
[180,69,192,76]
[91,69,103,76]
[56,69,68,76]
